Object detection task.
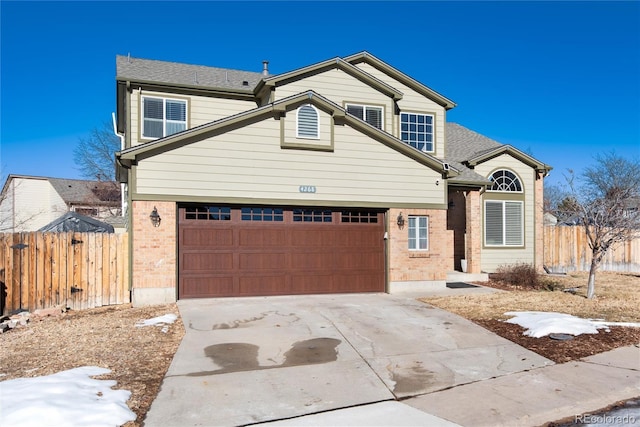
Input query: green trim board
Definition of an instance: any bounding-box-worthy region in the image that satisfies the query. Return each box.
[128,193,449,210]
[466,145,552,174]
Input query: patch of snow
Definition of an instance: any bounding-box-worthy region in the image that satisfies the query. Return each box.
[0,366,136,427]
[504,311,610,338]
[135,313,177,327]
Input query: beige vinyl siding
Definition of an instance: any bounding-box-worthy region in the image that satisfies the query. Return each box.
[129,89,255,147]
[272,69,395,133]
[353,63,446,159]
[475,154,536,271]
[133,116,445,206]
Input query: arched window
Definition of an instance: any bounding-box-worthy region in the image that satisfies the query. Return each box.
[484,169,524,247]
[296,104,319,138]
[488,169,522,192]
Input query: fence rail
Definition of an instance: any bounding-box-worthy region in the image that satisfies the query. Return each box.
[544,226,640,273]
[0,232,129,315]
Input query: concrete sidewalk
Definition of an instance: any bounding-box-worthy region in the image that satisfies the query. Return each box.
[259,345,639,426]
[145,293,639,427]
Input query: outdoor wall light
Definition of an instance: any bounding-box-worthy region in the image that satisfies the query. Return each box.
[150,207,161,227]
[397,212,405,228]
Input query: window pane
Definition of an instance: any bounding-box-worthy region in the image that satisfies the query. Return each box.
[143,119,163,138]
[144,98,163,119]
[347,105,364,119]
[166,121,185,136]
[166,100,186,121]
[365,107,383,129]
[505,202,523,245]
[408,215,428,250]
[485,201,504,245]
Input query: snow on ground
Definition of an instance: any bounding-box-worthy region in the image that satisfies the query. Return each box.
[0,366,136,427]
[504,311,640,338]
[135,313,177,327]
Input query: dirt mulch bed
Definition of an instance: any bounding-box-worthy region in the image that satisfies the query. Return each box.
[0,303,184,427]
[475,319,640,363]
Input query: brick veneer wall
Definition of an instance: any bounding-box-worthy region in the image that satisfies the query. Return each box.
[465,190,482,274]
[388,208,452,281]
[131,200,176,291]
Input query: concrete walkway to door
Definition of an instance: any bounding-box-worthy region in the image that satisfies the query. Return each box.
[144,293,553,426]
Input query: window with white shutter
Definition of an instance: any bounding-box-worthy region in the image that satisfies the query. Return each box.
[296,105,319,138]
[484,200,523,246]
[142,96,187,139]
[346,104,383,130]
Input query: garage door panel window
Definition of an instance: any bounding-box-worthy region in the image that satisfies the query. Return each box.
[341,211,379,223]
[408,216,429,250]
[185,206,231,220]
[241,207,284,221]
[293,209,333,222]
[485,201,523,246]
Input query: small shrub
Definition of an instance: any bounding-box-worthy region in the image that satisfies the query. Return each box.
[493,263,541,289]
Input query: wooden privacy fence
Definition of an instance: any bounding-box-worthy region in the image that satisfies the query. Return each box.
[0,232,129,315]
[544,226,640,273]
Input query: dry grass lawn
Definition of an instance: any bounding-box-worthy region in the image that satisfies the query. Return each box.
[422,271,640,323]
[421,271,640,363]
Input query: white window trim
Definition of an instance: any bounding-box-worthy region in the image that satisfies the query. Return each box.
[408,215,429,251]
[345,103,384,131]
[141,95,188,140]
[296,104,320,139]
[484,200,524,247]
[400,112,435,153]
[487,169,524,193]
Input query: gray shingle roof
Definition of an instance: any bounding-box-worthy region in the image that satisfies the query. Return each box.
[48,178,120,206]
[116,55,264,92]
[445,123,503,186]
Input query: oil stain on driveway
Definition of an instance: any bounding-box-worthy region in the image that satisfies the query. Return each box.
[144,293,551,427]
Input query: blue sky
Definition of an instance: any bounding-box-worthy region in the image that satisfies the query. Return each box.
[1,1,638,187]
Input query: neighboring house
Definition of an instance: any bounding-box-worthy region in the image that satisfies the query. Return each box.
[0,175,121,232]
[115,52,551,305]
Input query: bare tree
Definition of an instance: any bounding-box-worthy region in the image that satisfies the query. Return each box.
[73,121,121,182]
[556,153,640,298]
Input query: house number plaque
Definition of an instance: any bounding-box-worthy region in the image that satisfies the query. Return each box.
[299,185,316,193]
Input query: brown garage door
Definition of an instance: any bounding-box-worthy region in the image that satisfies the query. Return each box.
[178,205,385,298]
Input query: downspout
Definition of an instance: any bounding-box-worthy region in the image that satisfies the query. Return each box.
[111,112,126,218]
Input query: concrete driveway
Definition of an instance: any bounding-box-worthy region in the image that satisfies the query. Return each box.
[144,293,552,426]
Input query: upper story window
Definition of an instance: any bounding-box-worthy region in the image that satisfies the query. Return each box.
[488,170,522,192]
[142,96,187,139]
[296,104,319,139]
[400,113,434,153]
[346,104,383,130]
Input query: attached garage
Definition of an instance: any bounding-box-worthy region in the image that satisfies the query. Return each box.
[178,205,386,298]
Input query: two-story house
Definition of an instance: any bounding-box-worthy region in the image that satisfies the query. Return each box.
[115,52,551,306]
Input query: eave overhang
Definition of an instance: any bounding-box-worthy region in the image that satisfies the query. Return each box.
[254,57,404,102]
[115,77,257,100]
[465,145,553,175]
[343,51,457,110]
